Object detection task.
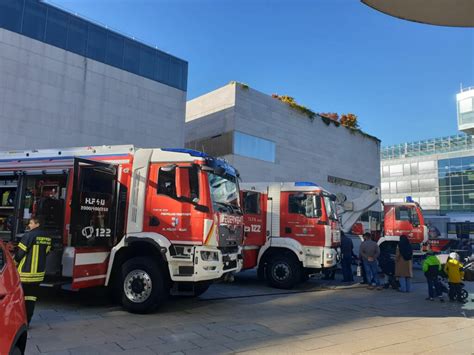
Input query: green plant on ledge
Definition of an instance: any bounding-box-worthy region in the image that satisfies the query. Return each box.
[271,94,316,121]
[229,81,249,90]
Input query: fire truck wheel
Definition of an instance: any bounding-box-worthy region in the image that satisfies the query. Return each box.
[120,257,166,313]
[266,253,302,289]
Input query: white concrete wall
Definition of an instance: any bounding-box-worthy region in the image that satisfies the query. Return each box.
[0,29,186,150]
[186,84,236,122]
[186,83,381,203]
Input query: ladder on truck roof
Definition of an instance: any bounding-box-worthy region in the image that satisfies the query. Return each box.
[0,145,135,162]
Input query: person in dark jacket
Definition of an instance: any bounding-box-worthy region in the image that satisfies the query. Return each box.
[422,250,444,302]
[378,249,398,289]
[15,216,52,324]
[340,232,356,282]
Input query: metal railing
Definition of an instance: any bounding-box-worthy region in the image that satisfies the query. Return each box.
[381,134,474,160]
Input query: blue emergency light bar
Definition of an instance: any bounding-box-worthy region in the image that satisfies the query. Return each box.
[295,181,319,187]
[162,148,238,177]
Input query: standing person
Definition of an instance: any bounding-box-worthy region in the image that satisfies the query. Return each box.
[444,252,465,303]
[340,231,356,282]
[359,232,382,290]
[422,250,444,302]
[395,235,413,292]
[14,216,52,324]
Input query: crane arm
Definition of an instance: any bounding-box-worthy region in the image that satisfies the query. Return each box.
[337,188,380,233]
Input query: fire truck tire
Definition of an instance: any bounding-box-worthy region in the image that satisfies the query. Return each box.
[120,257,167,314]
[266,253,302,289]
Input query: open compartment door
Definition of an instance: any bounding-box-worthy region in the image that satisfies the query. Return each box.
[70,158,118,289]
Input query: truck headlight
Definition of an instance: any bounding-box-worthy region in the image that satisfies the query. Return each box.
[201,251,219,261]
[326,252,334,259]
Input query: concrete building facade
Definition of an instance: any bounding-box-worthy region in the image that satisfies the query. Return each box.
[186,83,381,205]
[0,0,187,150]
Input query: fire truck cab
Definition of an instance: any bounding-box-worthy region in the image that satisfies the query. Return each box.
[240,182,341,289]
[0,145,243,313]
[338,188,428,254]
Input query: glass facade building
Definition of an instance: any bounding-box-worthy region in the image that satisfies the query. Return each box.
[438,156,474,212]
[0,0,187,91]
[381,134,474,215]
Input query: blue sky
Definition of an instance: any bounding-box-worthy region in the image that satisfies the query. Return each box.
[49,0,474,146]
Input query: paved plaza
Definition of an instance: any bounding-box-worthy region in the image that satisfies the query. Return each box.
[26,269,473,355]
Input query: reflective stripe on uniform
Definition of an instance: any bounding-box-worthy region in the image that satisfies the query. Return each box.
[20,272,45,283]
[31,245,39,274]
[18,243,27,251]
[18,256,26,274]
[24,296,37,302]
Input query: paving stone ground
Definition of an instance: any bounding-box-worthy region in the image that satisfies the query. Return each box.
[25,268,474,355]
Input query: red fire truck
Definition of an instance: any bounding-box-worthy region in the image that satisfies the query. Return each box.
[240,182,341,289]
[0,145,243,313]
[338,188,428,254]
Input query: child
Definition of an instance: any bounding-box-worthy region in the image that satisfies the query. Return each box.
[444,252,465,303]
[422,250,443,302]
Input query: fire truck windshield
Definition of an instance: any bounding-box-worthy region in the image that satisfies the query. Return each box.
[207,172,240,211]
[323,196,338,221]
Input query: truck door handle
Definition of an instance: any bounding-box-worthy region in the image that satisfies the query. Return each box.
[285,227,292,234]
[149,216,160,227]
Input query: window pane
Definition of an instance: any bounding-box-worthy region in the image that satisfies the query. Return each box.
[22,0,47,40]
[105,32,124,68]
[396,181,410,193]
[139,45,155,80]
[67,16,88,56]
[410,162,418,175]
[87,24,107,62]
[243,191,260,214]
[418,161,435,173]
[381,182,389,193]
[390,182,397,193]
[123,39,140,73]
[419,178,436,192]
[234,131,275,163]
[45,7,68,48]
[462,156,474,170]
[155,51,170,83]
[403,164,411,176]
[382,166,390,178]
[390,164,403,177]
[157,169,176,198]
[169,58,182,88]
[0,0,23,32]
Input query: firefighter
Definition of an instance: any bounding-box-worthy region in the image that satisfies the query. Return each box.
[14,216,52,324]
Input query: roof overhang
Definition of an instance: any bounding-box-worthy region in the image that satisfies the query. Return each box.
[361,0,474,27]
